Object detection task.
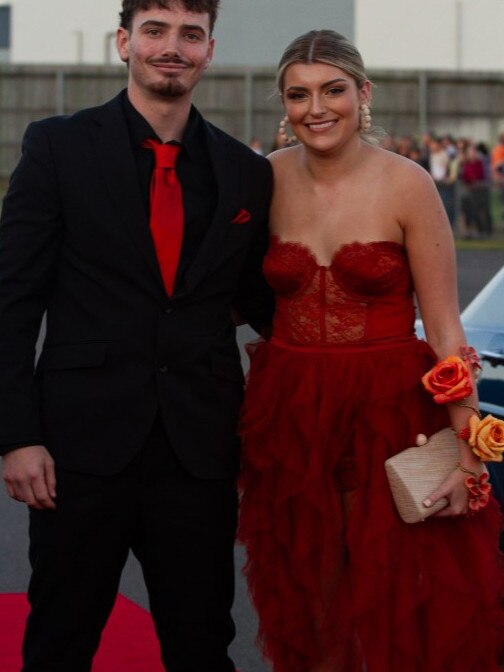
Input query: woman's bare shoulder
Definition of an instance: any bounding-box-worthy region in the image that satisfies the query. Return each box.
[267,145,299,168]
[383,147,431,179]
[372,146,435,196]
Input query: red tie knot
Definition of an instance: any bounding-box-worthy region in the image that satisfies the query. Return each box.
[142,138,181,169]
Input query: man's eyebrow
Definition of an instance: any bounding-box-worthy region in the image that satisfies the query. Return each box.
[181,23,207,33]
[139,19,207,34]
[139,19,167,28]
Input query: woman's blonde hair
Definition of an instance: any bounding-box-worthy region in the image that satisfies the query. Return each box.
[277,30,368,93]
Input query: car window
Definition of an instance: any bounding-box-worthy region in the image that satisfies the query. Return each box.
[478,358,504,409]
[462,267,504,328]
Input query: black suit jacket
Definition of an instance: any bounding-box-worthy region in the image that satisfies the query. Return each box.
[0,92,273,478]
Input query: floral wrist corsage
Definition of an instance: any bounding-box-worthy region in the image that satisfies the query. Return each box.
[461,414,504,462]
[453,413,504,512]
[421,355,473,404]
[455,463,492,512]
[420,347,504,512]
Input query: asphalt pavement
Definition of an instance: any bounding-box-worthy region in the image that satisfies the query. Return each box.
[0,248,502,672]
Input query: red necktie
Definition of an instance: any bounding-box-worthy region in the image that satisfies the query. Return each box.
[142,138,184,296]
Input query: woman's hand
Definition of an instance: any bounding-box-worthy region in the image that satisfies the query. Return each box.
[423,468,472,517]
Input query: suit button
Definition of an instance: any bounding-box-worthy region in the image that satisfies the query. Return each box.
[164,307,173,315]
[158,365,168,374]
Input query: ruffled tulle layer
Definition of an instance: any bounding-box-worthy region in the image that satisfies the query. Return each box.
[238,338,504,672]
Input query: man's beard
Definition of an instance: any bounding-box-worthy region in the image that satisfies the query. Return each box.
[147,56,191,98]
[150,78,188,98]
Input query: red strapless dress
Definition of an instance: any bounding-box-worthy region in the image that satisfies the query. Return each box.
[238,238,504,672]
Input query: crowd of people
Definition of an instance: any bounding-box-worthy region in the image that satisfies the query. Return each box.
[254,129,504,240]
[381,131,504,238]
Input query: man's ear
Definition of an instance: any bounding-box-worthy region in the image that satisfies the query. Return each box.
[116,27,130,64]
[203,37,216,70]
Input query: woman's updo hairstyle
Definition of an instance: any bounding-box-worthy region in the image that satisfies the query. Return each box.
[277,30,368,93]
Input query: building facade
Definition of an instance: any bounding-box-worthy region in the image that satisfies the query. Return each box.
[356,0,504,72]
[1,0,503,169]
[1,0,353,66]
[1,0,504,72]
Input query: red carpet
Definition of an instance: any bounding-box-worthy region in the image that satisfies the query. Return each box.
[0,593,164,671]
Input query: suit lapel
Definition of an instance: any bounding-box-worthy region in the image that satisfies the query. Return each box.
[90,95,164,291]
[89,97,243,299]
[179,121,241,297]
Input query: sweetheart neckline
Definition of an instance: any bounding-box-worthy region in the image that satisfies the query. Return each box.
[269,236,405,269]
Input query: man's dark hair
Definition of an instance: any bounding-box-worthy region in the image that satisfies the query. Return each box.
[120,0,220,34]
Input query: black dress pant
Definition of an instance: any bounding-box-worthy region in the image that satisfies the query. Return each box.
[22,417,238,672]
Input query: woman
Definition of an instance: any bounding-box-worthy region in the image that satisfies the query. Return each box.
[459,143,493,238]
[238,30,504,672]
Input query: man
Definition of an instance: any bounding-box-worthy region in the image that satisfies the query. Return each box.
[427,136,457,228]
[0,1,273,670]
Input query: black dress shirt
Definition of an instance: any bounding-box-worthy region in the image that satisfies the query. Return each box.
[121,91,218,287]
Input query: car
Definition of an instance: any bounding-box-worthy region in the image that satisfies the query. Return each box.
[459,265,504,413]
[458,267,504,509]
[415,265,504,412]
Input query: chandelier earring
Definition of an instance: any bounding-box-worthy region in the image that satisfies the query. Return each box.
[359,103,372,133]
[278,115,297,146]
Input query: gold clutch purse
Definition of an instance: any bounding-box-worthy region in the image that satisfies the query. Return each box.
[385,428,458,523]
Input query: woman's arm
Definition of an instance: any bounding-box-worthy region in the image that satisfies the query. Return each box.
[398,164,482,515]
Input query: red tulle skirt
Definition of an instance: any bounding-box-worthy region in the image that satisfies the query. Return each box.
[238,337,504,672]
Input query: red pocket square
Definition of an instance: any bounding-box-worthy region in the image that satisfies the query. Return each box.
[231,209,252,224]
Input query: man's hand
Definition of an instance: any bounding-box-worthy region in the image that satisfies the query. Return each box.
[2,445,56,509]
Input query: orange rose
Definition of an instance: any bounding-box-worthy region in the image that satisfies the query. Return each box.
[469,414,504,462]
[421,356,473,404]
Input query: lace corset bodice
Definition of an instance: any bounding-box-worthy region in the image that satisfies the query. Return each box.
[264,237,415,345]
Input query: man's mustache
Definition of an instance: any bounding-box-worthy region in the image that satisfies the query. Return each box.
[148,56,190,66]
